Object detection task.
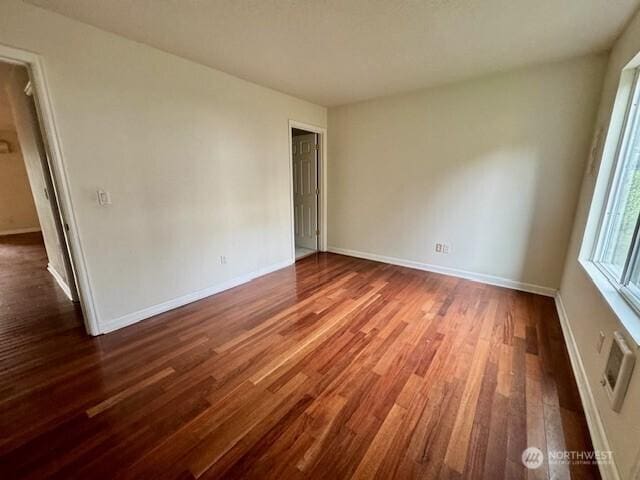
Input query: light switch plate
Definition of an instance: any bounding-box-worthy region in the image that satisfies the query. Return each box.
[97,189,111,206]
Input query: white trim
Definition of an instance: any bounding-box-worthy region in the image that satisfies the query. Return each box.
[100,258,293,334]
[47,263,73,301]
[0,43,100,335]
[554,293,621,480]
[592,68,640,265]
[579,259,640,346]
[327,246,557,297]
[0,227,41,236]
[288,120,328,262]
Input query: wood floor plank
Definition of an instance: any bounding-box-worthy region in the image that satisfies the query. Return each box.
[86,366,176,417]
[0,234,600,479]
[187,372,308,477]
[444,339,491,473]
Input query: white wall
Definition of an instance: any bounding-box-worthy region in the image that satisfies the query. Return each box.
[328,55,606,291]
[0,63,18,130]
[0,61,39,235]
[0,1,326,330]
[559,9,640,479]
[0,129,40,234]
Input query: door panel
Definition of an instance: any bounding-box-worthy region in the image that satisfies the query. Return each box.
[6,67,78,300]
[292,133,317,250]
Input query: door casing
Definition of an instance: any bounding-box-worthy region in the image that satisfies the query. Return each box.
[288,120,327,260]
[0,42,100,336]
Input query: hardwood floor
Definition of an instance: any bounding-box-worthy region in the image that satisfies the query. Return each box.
[0,234,599,479]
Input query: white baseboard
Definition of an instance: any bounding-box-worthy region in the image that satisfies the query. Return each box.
[0,227,41,236]
[47,263,73,301]
[99,258,294,334]
[327,246,557,297]
[555,293,620,480]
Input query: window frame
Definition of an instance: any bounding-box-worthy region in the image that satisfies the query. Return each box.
[593,67,640,317]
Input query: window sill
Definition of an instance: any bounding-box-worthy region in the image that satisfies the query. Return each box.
[579,258,640,347]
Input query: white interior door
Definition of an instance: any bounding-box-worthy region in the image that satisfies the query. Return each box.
[7,70,78,301]
[293,133,318,250]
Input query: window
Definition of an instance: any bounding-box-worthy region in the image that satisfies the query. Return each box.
[595,68,640,312]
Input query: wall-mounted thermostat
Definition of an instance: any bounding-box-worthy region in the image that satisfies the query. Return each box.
[602,331,635,412]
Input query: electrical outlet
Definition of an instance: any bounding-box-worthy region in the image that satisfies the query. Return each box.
[435,242,450,254]
[596,331,606,353]
[220,255,227,265]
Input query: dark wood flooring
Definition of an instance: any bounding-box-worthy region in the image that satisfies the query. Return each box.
[0,233,599,479]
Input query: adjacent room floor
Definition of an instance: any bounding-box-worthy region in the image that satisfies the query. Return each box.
[0,238,598,479]
[0,232,84,349]
[295,246,316,260]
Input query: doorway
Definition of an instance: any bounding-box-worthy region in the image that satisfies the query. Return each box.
[0,58,86,334]
[292,127,319,259]
[289,120,327,261]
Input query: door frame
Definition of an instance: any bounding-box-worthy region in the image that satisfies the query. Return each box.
[288,120,327,260]
[0,43,100,336]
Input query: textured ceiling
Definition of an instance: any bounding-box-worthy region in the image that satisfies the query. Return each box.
[26,0,640,106]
